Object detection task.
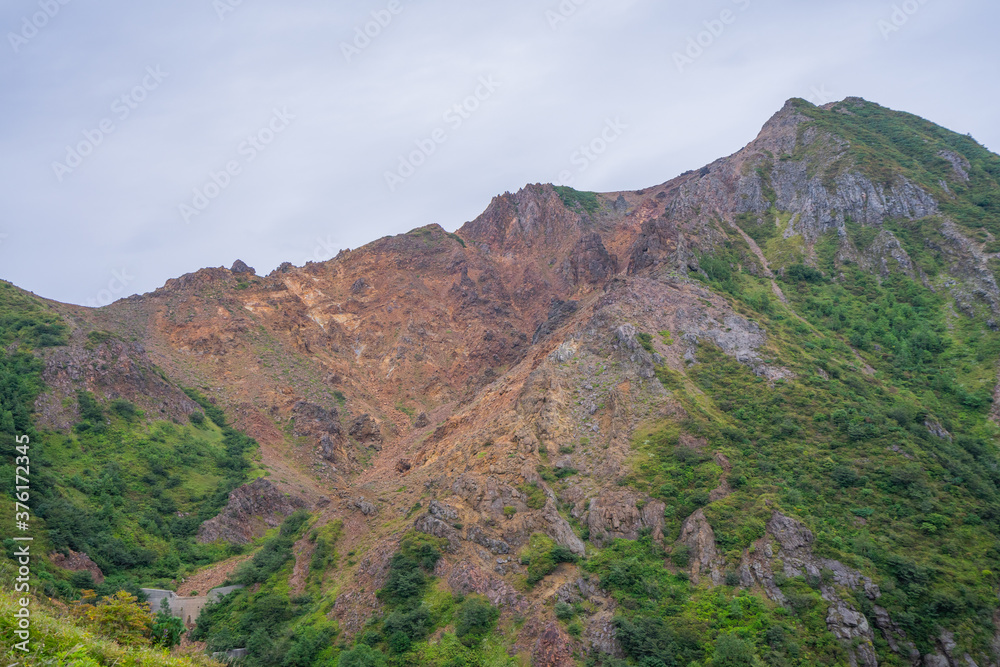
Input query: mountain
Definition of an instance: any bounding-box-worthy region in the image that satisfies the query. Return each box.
[3,96,1000,667]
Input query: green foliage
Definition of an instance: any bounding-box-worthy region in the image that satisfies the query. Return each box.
[151,608,186,648]
[454,595,499,647]
[554,186,602,216]
[711,632,760,666]
[784,264,824,283]
[235,512,310,585]
[519,482,548,510]
[637,332,656,354]
[519,533,578,585]
[0,281,68,348]
[377,533,445,608]
[337,645,388,667]
[0,587,215,666]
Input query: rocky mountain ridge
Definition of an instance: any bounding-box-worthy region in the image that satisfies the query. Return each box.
[9,96,1000,666]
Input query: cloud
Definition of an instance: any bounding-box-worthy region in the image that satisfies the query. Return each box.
[0,0,997,304]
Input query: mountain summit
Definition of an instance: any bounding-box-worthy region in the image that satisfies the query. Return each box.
[4,97,1000,667]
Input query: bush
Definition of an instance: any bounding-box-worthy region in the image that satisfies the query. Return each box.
[670,544,691,569]
[519,483,548,510]
[521,533,578,585]
[377,533,444,608]
[82,590,152,646]
[712,632,758,666]
[454,595,499,646]
[338,644,388,667]
[110,399,139,421]
[554,601,575,620]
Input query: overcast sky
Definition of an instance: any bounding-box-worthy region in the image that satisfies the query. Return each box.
[0,0,997,306]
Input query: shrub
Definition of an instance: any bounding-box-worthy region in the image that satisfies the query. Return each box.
[519,483,548,510]
[377,533,444,608]
[503,506,517,518]
[82,590,153,646]
[338,644,388,667]
[454,595,499,646]
[554,601,575,620]
[712,632,757,666]
[670,544,691,569]
[521,533,578,585]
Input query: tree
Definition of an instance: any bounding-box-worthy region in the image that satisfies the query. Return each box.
[83,590,152,646]
[711,633,759,667]
[338,644,388,667]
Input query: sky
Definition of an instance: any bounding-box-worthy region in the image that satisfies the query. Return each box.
[0,0,997,307]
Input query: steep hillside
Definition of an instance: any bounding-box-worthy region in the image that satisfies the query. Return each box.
[3,97,1000,666]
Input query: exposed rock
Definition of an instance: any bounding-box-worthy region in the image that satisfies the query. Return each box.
[738,513,889,666]
[532,621,575,667]
[414,412,430,428]
[395,459,411,473]
[350,278,368,294]
[446,561,524,609]
[826,600,878,667]
[197,479,307,544]
[587,488,665,546]
[676,509,724,585]
[349,414,382,447]
[925,419,953,441]
[351,498,378,516]
[533,300,580,344]
[413,514,461,551]
[428,500,459,521]
[230,260,256,275]
[939,150,971,182]
[292,400,341,436]
[567,233,618,285]
[49,550,105,585]
[467,525,510,554]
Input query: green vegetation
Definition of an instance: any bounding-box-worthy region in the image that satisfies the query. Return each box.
[0,286,259,604]
[0,561,215,666]
[584,536,842,666]
[792,98,1000,236]
[554,185,602,216]
[191,512,337,667]
[519,532,578,585]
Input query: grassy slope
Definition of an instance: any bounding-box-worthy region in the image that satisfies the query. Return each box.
[593,101,1000,666]
[0,281,258,603]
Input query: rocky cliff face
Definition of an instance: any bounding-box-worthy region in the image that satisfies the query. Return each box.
[31,97,1000,666]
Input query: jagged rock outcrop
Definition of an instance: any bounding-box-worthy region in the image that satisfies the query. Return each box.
[230,260,256,275]
[586,488,665,546]
[676,509,724,586]
[567,233,618,285]
[348,414,382,447]
[197,479,307,544]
